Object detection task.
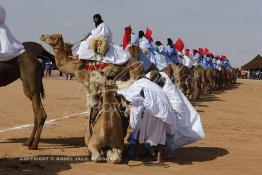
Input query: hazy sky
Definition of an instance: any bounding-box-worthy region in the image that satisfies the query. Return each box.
[1,0,261,67]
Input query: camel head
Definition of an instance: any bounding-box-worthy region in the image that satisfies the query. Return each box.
[39,34,63,47]
[81,70,108,109]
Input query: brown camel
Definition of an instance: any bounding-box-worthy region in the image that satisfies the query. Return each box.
[39,34,146,80]
[86,78,124,163]
[0,51,47,150]
[226,68,237,89]
[39,34,146,117]
[205,69,215,92]
[39,34,174,153]
[39,34,150,153]
[197,66,211,94]
[209,69,217,90]
[219,66,228,89]
[170,63,193,98]
[191,65,204,100]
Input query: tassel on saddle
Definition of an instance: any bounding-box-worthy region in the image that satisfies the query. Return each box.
[89,36,109,56]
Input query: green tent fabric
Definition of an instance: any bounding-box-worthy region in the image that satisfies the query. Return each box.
[242,55,262,70]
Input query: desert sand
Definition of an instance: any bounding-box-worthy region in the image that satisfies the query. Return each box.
[0,78,261,175]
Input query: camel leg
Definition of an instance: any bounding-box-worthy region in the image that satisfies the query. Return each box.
[91,150,103,163]
[21,90,46,149]
[18,52,47,149]
[22,114,37,147]
[88,139,103,162]
[84,124,91,146]
[19,76,38,147]
[30,100,47,150]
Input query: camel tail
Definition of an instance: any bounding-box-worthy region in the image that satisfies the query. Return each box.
[40,77,45,99]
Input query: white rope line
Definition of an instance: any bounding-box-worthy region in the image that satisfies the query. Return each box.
[0,111,87,134]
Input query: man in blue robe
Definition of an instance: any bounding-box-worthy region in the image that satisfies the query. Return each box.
[165,38,179,64]
[138,31,171,71]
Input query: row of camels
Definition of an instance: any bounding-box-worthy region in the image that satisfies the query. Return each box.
[0,33,238,163]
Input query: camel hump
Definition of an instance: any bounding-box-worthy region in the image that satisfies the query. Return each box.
[0,56,19,64]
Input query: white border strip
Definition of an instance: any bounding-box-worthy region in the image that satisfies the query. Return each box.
[0,111,87,134]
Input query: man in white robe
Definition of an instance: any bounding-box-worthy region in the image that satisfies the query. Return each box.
[181,51,196,68]
[75,14,131,69]
[130,32,152,71]
[216,59,223,71]
[119,70,205,161]
[0,4,25,62]
[156,71,205,150]
[118,76,177,162]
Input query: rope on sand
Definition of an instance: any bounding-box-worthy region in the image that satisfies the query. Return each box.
[0,111,87,134]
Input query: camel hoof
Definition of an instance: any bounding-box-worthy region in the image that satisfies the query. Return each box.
[91,152,103,163]
[22,142,30,146]
[107,149,122,164]
[22,141,32,147]
[29,145,38,150]
[111,157,121,164]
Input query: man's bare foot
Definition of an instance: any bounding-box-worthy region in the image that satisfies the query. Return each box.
[156,154,163,164]
[156,144,164,164]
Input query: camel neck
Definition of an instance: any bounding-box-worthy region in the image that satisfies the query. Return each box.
[53,40,65,59]
[52,39,77,74]
[102,88,115,111]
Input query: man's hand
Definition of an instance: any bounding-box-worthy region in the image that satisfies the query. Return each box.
[81,32,91,41]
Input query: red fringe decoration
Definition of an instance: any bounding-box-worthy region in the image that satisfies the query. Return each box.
[85,63,109,71]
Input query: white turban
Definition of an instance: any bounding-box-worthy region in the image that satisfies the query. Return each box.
[0,4,6,23]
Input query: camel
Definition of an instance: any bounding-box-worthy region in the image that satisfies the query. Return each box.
[170,63,193,98]
[63,42,75,79]
[191,65,205,100]
[0,51,47,150]
[226,68,238,88]
[204,69,216,92]
[86,78,125,163]
[40,34,177,156]
[232,68,238,84]
[39,34,152,153]
[198,66,211,94]
[219,67,228,89]
[39,34,173,112]
[39,34,147,117]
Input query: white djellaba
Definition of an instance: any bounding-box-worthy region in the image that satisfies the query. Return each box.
[0,4,25,62]
[118,72,205,150]
[76,22,131,65]
[178,51,196,68]
[158,72,205,150]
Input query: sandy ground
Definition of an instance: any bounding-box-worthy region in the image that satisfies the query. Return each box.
[0,77,262,175]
